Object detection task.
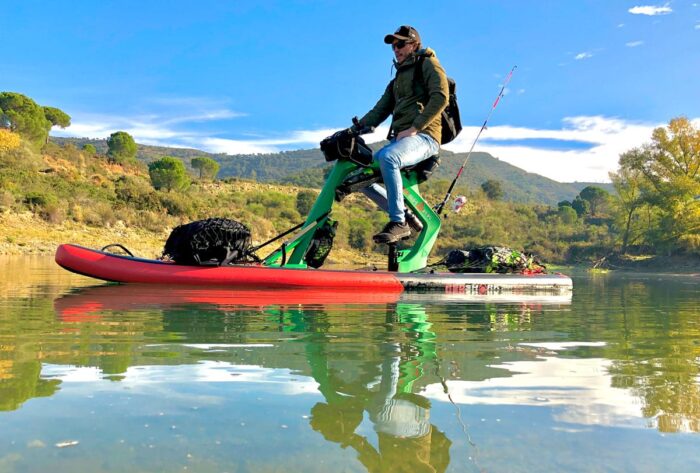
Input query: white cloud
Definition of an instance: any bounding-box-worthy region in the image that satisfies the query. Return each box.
[53,106,245,141]
[195,137,279,155]
[617,23,625,27]
[161,110,246,125]
[54,115,181,146]
[442,116,663,182]
[53,107,391,156]
[575,51,593,60]
[182,126,392,155]
[628,4,672,15]
[52,95,249,149]
[626,40,644,47]
[55,106,696,184]
[695,22,700,29]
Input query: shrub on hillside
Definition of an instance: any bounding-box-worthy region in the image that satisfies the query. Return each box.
[115,175,162,211]
[82,144,97,156]
[279,208,300,221]
[0,190,15,210]
[82,202,117,227]
[158,191,195,217]
[135,210,171,233]
[348,218,372,250]
[68,202,84,223]
[247,203,266,217]
[40,201,66,224]
[24,191,57,209]
[22,190,66,223]
[0,139,41,171]
[245,191,296,220]
[296,190,318,216]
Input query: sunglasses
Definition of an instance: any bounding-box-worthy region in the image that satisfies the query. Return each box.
[392,40,412,50]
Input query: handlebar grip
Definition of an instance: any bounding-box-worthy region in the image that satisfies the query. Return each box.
[350,116,374,136]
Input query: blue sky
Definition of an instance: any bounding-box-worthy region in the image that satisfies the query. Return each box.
[2,1,699,182]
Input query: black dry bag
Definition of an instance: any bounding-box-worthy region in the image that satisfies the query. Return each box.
[162,218,254,266]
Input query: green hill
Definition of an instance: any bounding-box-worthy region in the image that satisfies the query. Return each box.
[1,134,621,265]
[52,137,613,205]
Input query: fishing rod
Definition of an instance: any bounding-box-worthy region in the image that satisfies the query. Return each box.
[434,65,517,216]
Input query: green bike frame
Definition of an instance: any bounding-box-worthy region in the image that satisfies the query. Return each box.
[262,157,441,272]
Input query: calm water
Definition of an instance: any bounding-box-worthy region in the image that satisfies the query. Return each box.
[1,257,699,473]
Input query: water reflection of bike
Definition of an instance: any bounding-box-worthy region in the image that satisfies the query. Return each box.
[54,285,453,470]
[301,303,452,472]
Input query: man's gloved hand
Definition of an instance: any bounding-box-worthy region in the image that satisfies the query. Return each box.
[350,117,363,133]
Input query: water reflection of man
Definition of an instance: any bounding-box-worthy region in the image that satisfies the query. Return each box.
[307,303,451,472]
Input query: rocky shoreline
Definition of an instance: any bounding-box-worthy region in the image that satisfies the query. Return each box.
[592,253,700,274]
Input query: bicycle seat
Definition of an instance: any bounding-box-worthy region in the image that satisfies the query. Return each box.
[402,155,440,184]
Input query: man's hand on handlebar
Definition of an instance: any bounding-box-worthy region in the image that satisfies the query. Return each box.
[350,117,374,136]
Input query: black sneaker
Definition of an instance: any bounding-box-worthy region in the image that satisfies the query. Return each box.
[405,210,424,233]
[373,221,411,244]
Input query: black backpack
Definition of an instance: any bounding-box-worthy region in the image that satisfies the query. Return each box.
[162,218,255,266]
[413,55,462,145]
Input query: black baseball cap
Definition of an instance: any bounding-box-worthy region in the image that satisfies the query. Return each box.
[384,25,421,44]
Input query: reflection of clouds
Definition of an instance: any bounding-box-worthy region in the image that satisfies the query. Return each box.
[423,355,644,429]
[145,343,275,349]
[42,365,102,382]
[41,361,319,396]
[520,342,606,350]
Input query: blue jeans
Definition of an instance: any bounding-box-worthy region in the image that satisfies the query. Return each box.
[361,133,439,223]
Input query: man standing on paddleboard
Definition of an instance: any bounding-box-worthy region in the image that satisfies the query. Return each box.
[356,25,449,244]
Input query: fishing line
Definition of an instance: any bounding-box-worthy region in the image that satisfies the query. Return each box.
[437,374,485,473]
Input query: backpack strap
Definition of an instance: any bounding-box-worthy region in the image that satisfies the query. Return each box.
[385,56,426,139]
[385,78,397,140]
[412,54,429,99]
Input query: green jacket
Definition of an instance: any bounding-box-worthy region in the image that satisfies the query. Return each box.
[360,48,449,145]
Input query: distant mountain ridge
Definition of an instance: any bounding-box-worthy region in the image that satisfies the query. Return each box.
[52,137,613,205]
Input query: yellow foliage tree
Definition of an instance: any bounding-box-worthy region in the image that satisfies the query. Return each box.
[617,116,700,253]
[0,129,21,153]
